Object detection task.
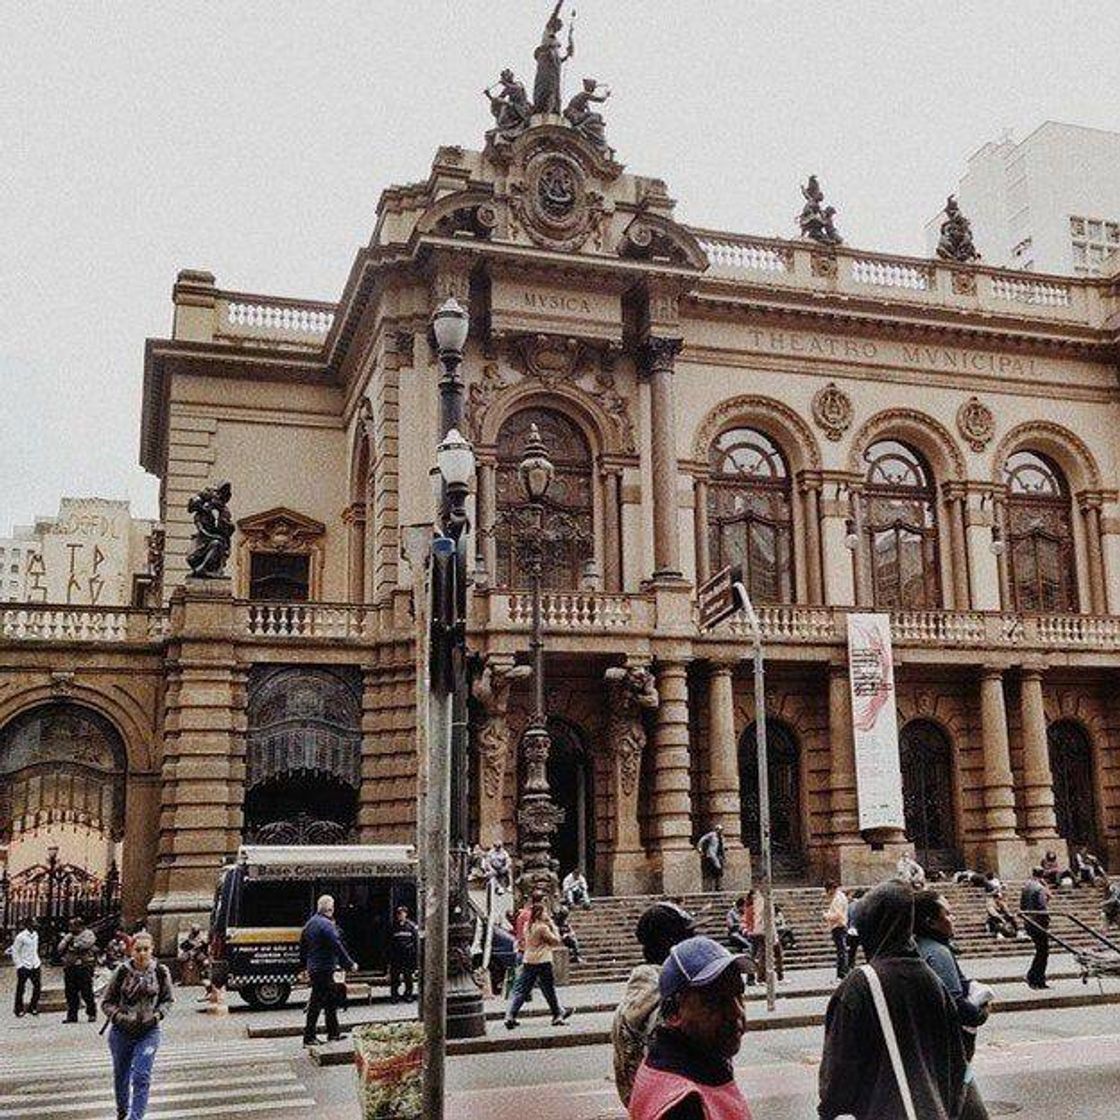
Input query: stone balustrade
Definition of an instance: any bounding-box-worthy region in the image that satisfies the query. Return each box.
[214,296,335,345]
[241,602,367,639]
[504,591,636,630]
[692,229,1096,326]
[0,606,169,642]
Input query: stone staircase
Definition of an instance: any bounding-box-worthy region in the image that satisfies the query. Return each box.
[567,881,1117,984]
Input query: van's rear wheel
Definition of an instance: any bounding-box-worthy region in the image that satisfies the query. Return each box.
[242,981,291,1010]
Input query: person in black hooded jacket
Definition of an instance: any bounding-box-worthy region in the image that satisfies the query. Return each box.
[818,879,966,1120]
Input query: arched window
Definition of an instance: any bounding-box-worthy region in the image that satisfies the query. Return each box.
[862,440,941,609]
[899,720,959,871]
[494,408,594,590]
[738,720,803,876]
[1047,720,1097,848]
[707,428,794,603]
[1003,451,1077,613]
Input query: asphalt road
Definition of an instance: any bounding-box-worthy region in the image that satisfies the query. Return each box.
[2,972,1118,1119]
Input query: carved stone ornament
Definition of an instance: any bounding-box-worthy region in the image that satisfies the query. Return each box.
[466,362,510,442]
[956,396,995,452]
[812,382,854,442]
[512,334,583,381]
[471,657,527,800]
[605,665,659,797]
[516,800,566,835]
[951,270,977,296]
[509,140,605,253]
[810,251,837,279]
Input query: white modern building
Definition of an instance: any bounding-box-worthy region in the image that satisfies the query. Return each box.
[926,122,1120,275]
[0,530,39,602]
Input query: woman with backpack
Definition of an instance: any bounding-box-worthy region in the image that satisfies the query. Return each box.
[102,931,173,1120]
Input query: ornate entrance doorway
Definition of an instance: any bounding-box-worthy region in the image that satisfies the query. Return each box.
[739,720,804,880]
[244,667,362,844]
[1047,720,1098,850]
[899,720,959,872]
[539,719,594,886]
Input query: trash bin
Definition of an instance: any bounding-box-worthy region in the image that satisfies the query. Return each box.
[354,1022,424,1120]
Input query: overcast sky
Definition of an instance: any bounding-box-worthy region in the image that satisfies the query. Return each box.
[3,2,1117,533]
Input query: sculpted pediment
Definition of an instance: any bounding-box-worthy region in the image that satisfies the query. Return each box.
[236,507,326,551]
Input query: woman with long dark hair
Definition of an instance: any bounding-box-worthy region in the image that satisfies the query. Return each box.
[503,900,572,1029]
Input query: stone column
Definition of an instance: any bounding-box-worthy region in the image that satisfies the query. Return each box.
[471,655,526,848]
[476,459,497,583]
[342,501,366,601]
[604,663,659,894]
[965,487,1001,611]
[827,663,863,867]
[1019,665,1061,849]
[650,659,699,893]
[994,497,1012,610]
[976,666,1030,878]
[1102,506,1120,615]
[1079,494,1107,614]
[849,483,871,607]
[121,772,162,926]
[799,473,824,604]
[601,464,623,592]
[942,483,971,610]
[147,578,244,954]
[643,338,684,581]
[819,477,857,606]
[693,476,711,585]
[707,664,752,888]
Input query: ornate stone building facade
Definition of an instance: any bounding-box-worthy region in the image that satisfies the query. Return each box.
[3,62,1120,947]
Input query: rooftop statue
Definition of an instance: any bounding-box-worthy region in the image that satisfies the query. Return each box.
[484,69,532,141]
[564,78,611,150]
[798,174,843,245]
[186,481,233,579]
[936,195,981,263]
[533,1,575,115]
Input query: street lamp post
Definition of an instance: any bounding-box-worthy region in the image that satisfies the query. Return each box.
[420,297,484,1120]
[45,845,60,955]
[513,425,565,898]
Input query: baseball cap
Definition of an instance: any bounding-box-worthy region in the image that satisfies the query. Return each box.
[660,935,748,1001]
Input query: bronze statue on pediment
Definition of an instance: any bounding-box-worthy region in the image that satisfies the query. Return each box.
[799,174,843,245]
[533,1,574,115]
[936,195,981,263]
[564,78,611,150]
[186,481,233,578]
[484,69,532,142]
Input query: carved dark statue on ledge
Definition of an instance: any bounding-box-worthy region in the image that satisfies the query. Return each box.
[564,78,611,149]
[533,1,574,115]
[799,174,843,245]
[936,195,981,263]
[186,481,234,578]
[484,69,532,141]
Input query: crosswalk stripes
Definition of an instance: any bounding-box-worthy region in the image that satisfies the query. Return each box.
[0,1038,316,1118]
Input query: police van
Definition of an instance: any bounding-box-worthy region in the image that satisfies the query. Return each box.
[208,844,417,1009]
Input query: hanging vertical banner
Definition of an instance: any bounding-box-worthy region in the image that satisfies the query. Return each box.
[846,612,905,831]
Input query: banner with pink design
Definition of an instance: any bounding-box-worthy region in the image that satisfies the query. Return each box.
[847,613,905,831]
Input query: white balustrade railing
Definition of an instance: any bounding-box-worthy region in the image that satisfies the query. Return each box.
[507,592,633,629]
[224,301,334,336]
[851,258,933,291]
[891,610,987,644]
[990,276,1071,307]
[724,605,837,642]
[0,607,168,642]
[1033,613,1120,647]
[243,602,366,639]
[700,238,793,273]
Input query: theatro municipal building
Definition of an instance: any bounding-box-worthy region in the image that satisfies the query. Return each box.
[3,30,1120,949]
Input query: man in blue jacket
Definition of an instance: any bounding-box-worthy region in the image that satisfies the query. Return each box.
[300,895,356,1046]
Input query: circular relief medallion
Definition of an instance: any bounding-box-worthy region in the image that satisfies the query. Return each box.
[957,395,994,452]
[812,382,853,442]
[517,150,596,252]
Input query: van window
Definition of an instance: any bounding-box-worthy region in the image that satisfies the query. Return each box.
[237,881,313,928]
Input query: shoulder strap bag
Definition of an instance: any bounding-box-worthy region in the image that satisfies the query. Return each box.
[859,963,918,1120]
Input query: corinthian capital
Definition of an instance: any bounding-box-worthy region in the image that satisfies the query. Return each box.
[641,336,684,378]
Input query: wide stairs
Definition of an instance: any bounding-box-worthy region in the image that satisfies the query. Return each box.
[568,881,1116,984]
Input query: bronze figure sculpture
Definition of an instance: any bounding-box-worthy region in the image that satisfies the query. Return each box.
[563,78,610,149]
[936,195,981,263]
[799,174,843,245]
[484,69,532,141]
[186,481,234,578]
[533,1,574,115]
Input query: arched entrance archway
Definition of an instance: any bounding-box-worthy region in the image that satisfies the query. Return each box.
[528,719,594,887]
[739,720,804,880]
[0,704,127,940]
[1047,720,1098,850]
[899,720,959,872]
[244,667,362,844]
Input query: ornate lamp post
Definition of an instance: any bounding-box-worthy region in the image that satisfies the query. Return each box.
[513,424,565,897]
[45,844,60,954]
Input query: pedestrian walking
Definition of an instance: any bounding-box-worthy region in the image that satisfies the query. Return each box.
[299,894,356,1046]
[504,900,572,1029]
[627,935,754,1119]
[914,890,995,1120]
[58,916,99,1023]
[1020,866,1051,989]
[8,918,41,1017]
[818,879,966,1120]
[102,931,173,1120]
[387,905,419,1002]
[612,901,696,1107]
[697,825,725,892]
[821,881,849,980]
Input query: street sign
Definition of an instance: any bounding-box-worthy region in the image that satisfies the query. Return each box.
[696,564,743,632]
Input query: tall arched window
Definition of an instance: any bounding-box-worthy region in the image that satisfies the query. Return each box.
[707,428,794,603]
[739,720,803,877]
[899,720,959,871]
[1003,451,1077,613]
[495,408,594,590]
[863,440,941,609]
[1047,720,1097,848]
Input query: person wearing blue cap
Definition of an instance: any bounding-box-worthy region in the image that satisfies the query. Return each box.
[627,935,753,1120]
